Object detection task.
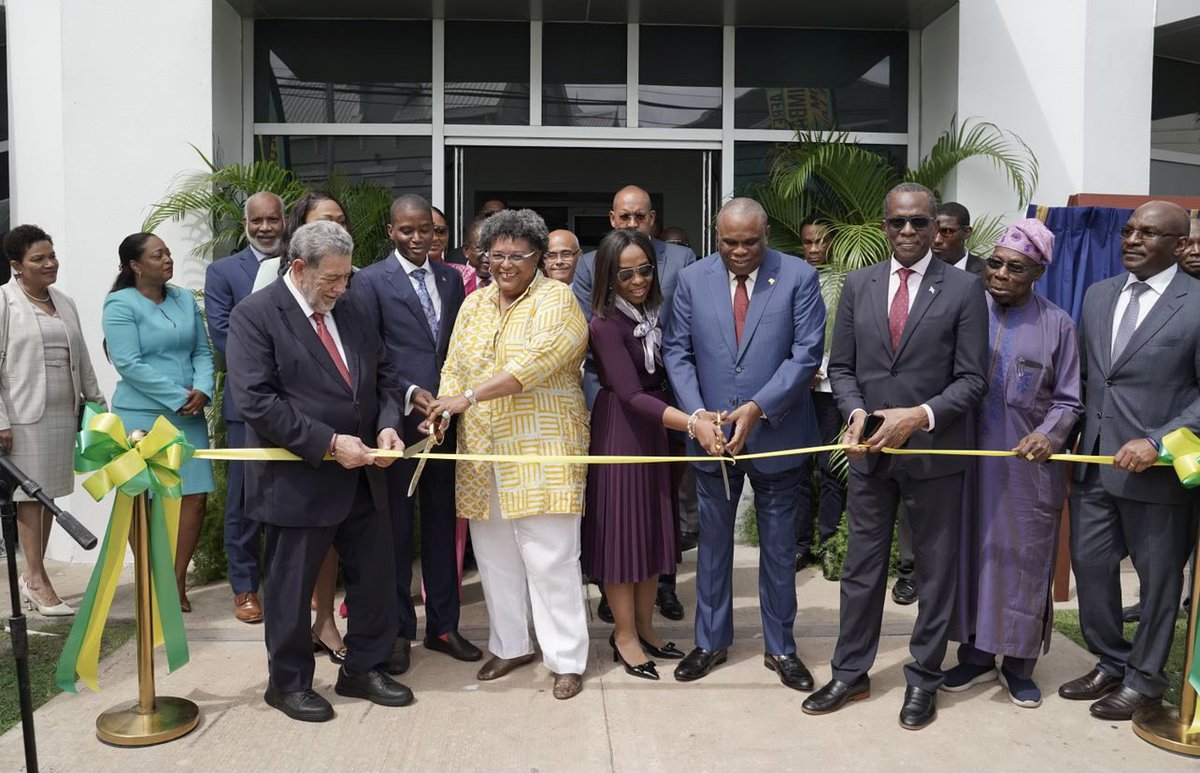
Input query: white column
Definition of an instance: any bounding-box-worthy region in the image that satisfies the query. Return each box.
[8,0,217,562]
[954,0,1155,220]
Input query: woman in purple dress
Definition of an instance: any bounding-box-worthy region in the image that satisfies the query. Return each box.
[583,229,724,680]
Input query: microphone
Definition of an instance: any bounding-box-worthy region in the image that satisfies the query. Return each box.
[0,451,97,550]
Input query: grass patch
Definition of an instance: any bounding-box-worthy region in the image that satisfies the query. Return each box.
[0,618,137,734]
[1054,609,1188,706]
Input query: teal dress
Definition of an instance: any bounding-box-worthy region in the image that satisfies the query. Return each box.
[101,286,215,495]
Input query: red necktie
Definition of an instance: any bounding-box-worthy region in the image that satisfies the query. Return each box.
[312,312,351,387]
[888,267,913,351]
[733,275,749,344]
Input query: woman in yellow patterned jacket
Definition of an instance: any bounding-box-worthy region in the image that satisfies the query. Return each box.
[428,208,590,700]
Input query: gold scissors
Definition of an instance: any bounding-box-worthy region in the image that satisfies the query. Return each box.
[713,411,732,501]
[405,411,449,497]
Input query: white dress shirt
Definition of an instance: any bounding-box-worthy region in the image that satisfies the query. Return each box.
[727,266,760,304]
[1111,264,1177,350]
[951,253,969,271]
[395,250,442,320]
[249,244,269,263]
[283,270,348,366]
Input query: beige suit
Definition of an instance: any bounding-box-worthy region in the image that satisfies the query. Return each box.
[0,282,105,429]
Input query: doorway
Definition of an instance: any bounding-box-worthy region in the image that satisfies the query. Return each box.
[450,146,719,254]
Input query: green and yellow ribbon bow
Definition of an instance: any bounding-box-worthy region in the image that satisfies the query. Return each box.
[55,405,191,693]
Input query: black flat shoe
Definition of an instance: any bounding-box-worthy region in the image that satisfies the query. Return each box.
[764,653,814,691]
[899,685,937,730]
[424,630,483,662]
[264,683,334,723]
[656,588,685,621]
[597,591,614,624]
[609,633,659,681]
[386,638,411,676]
[639,636,685,659]
[312,629,348,665]
[801,676,871,715]
[891,578,917,605]
[673,647,727,682]
[335,666,415,707]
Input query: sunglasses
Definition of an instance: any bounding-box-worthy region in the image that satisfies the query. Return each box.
[985,257,1034,275]
[883,216,934,231]
[616,264,655,283]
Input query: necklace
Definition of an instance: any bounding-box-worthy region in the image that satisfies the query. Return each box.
[17,280,50,303]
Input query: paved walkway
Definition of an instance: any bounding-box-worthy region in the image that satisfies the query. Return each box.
[0,547,1192,772]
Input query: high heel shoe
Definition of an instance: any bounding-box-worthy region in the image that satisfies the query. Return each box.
[638,636,685,660]
[312,627,348,665]
[609,633,659,681]
[19,576,74,617]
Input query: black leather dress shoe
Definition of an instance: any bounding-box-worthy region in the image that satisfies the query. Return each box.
[386,638,411,676]
[1058,667,1122,700]
[1089,685,1159,720]
[1121,603,1141,623]
[801,676,870,715]
[335,666,415,707]
[264,683,334,723]
[891,578,917,605]
[424,631,483,662]
[679,531,699,552]
[656,588,685,621]
[898,685,937,730]
[673,647,727,682]
[795,550,821,571]
[764,654,814,691]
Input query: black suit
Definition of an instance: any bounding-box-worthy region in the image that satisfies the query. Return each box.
[227,278,410,691]
[827,256,988,691]
[964,253,986,277]
[352,254,466,641]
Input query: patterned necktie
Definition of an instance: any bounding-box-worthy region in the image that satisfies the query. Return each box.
[312,312,351,387]
[1111,281,1151,360]
[733,275,749,344]
[410,267,440,340]
[888,267,914,350]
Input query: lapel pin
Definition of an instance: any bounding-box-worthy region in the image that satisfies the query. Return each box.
[768,277,776,285]
[928,287,936,294]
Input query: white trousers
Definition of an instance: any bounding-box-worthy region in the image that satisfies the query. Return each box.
[468,482,589,675]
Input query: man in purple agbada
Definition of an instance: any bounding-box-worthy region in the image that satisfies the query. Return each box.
[943,219,1083,708]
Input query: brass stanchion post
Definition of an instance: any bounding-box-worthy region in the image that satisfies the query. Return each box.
[95,432,199,746]
[1132,526,1200,756]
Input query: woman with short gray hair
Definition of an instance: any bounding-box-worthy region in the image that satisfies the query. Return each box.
[427,208,591,700]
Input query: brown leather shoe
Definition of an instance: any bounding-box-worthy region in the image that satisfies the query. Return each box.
[234,592,263,624]
[1089,685,1160,721]
[1058,667,1121,701]
[552,673,583,700]
[476,654,536,681]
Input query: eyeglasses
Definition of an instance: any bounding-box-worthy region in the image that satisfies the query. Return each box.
[615,212,651,224]
[485,250,537,264]
[936,227,962,238]
[616,264,655,283]
[544,250,580,261]
[883,216,934,231]
[1120,226,1185,241]
[985,257,1034,276]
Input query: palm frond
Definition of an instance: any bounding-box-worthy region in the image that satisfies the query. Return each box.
[907,118,1040,209]
[770,133,898,222]
[965,213,1007,257]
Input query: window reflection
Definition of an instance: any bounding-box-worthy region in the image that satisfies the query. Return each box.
[734,29,907,132]
[1151,56,1200,155]
[256,136,432,200]
[734,142,906,195]
[543,23,627,127]
[445,22,530,125]
[255,21,433,124]
[639,26,722,129]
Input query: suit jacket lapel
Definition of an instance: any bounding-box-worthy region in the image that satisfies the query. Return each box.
[736,251,780,363]
[1110,273,1188,374]
[1098,279,1119,375]
[331,300,360,396]
[868,263,891,356]
[434,262,456,353]
[385,257,437,346]
[238,248,261,288]
[894,261,944,362]
[707,259,738,361]
[274,281,354,397]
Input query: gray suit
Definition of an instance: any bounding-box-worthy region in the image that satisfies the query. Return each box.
[1069,268,1200,698]
[827,256,989,691]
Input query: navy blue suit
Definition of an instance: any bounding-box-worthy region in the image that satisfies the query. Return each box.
[227,279,407,691]
[663,249,826,655]
[204,246,264,593]
[352,253,466,640]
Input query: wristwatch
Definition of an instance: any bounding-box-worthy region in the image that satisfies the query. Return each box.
[464,389,478,407]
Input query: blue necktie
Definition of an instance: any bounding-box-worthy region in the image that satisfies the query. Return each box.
[410,267,440,340]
